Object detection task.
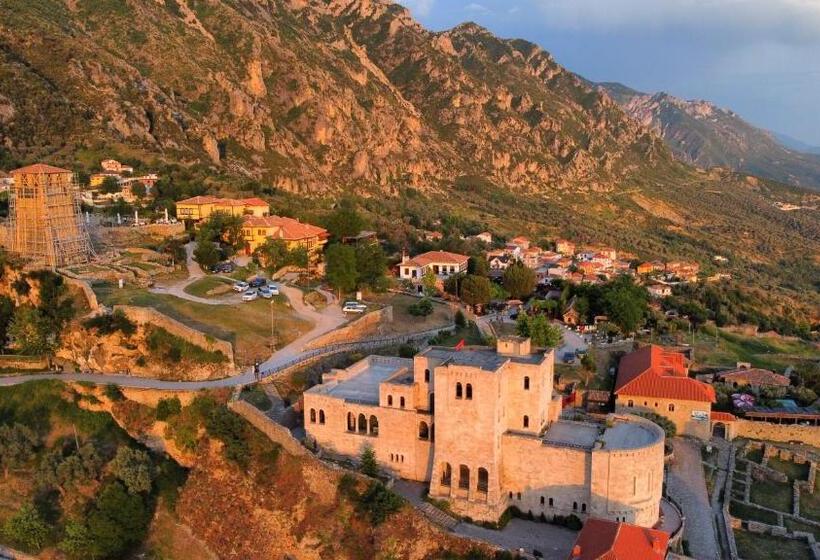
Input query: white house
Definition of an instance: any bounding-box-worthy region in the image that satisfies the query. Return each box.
[399,251,469,290]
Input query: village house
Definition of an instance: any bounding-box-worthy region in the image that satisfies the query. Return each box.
[89,172,121,188]
[509,236,531,250]
[555,239,575,256]
[399,250,469,291]
[567,517,669,560]
[562,296,581,326]
[100,158,133,174]
[241,215,328,263]
[0,171,13,191]
[488,253,514,271]
[471,231,493,244]
[664,261,700,282]
[175,195,270,223]
[304,337,666,526]
[421,229,443,242]
[717,367,791,390]
[646,284,673,299]
[614,345,715,440]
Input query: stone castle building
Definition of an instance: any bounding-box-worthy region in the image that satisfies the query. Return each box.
[304,337,665,526]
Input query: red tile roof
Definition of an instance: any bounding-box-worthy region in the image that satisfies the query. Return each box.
[568,518,669,560]
[719,368,790,387]
[243,215,327,240]
[402,250,469,268]
[616,345,715,403]
[710,411,736,422]
[177,195,270,207]
[11,163,72,175]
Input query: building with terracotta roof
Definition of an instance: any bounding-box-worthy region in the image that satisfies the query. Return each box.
[717,368,791,389]
[615,345,716,439]
[399,251,469,292]
[567,517,669,560]
[175,195,270,223]
[241,215,328,263]
[555,239,575,256]
[305,338,666,527]
[100,159,133,174]
[4,164,94,267]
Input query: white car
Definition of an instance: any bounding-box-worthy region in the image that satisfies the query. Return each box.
[258,286,273,299]
[267,282,280,296]
[343,303,367,314]
[233,281,249,292]
[241,289,258,302]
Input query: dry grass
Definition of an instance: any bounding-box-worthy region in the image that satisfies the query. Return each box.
[368,293,453,335]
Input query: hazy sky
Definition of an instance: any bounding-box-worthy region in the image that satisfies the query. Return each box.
[400,0,820,147]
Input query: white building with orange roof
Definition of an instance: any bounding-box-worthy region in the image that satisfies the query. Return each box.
[399,250,469,291]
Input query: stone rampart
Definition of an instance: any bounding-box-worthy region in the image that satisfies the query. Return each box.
[228,400,309,458]
[734,419,820,448]
[114,305,235,367]
[0,355,49,370]
[59,272,100,311]
[304,306,394,350]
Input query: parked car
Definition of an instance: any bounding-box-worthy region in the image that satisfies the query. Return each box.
[342,302,367,314]
[562,352,576,364]
[267,282,280,295]
[211,261,235,273]
[232,281,249,292]
[248,277,267,288]
[258,286,274,299]
[242,289,259,302]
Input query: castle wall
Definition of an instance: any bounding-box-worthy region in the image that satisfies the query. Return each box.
[731,419,820,447]
[616,394,711,440]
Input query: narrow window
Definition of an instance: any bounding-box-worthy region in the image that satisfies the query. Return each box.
[478,468,489,492]
[627,400,634,407]
[424,369,430,382]
[668,403,675,412]
[400,396,405,408]
[549,498,554,507]
[456,383,463,399]
[540,496,545,505]
[517,492,521,500]
[419,421,430,440]
[309,409,316,423]
[347,412,355,431]
[582,503,587,513]
[573,502,578,511]
[388,395,393,406]
[441,463,452,486]
[458,465,470,490]
[319,410,325,424]
[509,491,513,499]
[358,413,367,433]
[524,376,530,390]
[369,415,379,436]
[523,415,529,428]
[466,384,473,400]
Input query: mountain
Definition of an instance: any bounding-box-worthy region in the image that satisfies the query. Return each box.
[774,132,820,156]
[0,0,817,322]
[598,82,820,190]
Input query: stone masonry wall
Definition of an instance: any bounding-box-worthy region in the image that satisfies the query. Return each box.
[733,420,820,448]
[229,400,310,458]
[305,306,394,350]
[115,305,235,367]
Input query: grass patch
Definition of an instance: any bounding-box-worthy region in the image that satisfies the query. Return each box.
[750,479,792,512]
[241,386,272,411]
[430,322,485,347]
[799,477,820,522]
[734,529,811,560]
[730,501,780,525]
[146,325,227,365]
[768,457,810,481]
[183,276,234,298]
[746,447,764,464]
[368,293,453,335]
[694,328,818,371]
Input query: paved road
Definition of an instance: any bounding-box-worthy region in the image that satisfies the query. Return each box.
[667,438,720,560]
[555,323,588,362]
[149,242,242,305]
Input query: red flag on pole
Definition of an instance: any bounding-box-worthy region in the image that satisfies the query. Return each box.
[454,339,465,351]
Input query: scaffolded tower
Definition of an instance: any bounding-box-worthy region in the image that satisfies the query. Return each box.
[6,163,95,268]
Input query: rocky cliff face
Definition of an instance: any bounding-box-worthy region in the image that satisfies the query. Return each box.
[599,82,820,190]
[0,0,661,194]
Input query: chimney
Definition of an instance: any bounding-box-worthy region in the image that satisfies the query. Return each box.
[401,249,409,264]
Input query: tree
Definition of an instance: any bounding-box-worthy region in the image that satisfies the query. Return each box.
[202,211,245,250]
[38,442,102,496]
[454,309,467,329]
[254,238,291,271]
[325,199,365,241]
[355,243,387,290]
[0,294,15,349]
[85,481,151,558]
[193,240,221,270]
[502,263,536,299]
[0,423,39,478]
[8,306,56,356]
[59,519,95,559]
[130,182,147,199]
[408,298,434,317]
[111,447,155,495]
[325,244,358,293]
[603,276,649,334]
[467,255,489,277]
[421,268,438,298]
[155,397,182,421]
[99,176,120,194]
[460,275,492,308]
[2,504,50,552]
[516,315,562,348]
[360,445,378,477]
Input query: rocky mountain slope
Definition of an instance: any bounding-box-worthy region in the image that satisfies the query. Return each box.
[599,82,820,191]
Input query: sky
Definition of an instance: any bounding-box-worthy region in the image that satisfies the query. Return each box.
[399,0,820,147]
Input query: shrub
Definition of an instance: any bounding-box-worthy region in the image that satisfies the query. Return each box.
[82,310,136,336]
[1,503,51,552]
[408,298,434,317]
[104,384,125,402]
[205,405,250,467]
[455,309,467,328]
[356,481,404,525]
[155,397,182,421]
[397,343,418,358]
[337,473,358,499]
[359,445,378,477]
[635,411,677,439]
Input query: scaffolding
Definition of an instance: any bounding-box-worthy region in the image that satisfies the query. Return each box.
[6,164,95,269]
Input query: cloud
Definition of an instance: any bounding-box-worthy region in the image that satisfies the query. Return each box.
[465,3,491,14]
[530,0,820,45]
[401,0,435,17]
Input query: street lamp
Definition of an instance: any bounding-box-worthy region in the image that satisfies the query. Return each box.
[270,299,277,351]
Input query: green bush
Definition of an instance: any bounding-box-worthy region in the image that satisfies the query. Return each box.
[204,405,250,467]
[635,411,677,439]
[359,445,378,477]
[356,481,404,525]
[155,397,182,421]
[1,503,51,552]
[83,311,136,336]
[455,309,467,328]
[408,298,434,317]
[104,384,125,402]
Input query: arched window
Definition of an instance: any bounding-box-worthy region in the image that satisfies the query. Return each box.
[627,400,634,407]
[419,421,430,440]
[517,492,521,500]
[347,412,355,431]
[524,376,530,390]
[390,453,394,461]
[400,396,405,408]
[478,468,489,492]
[549,497,554,507]
[458,465,470,490]
[540,496,545,505]
[388,395,393,406]
[466,384,473,400]
[509,491,513,499]
[441,463,452,486]
[369,415,379,436]
[358,413,367,433]
[309,409,316,423]
[654,402,659,408]
[668,403,675,412]
[573,502,578,511]
[424,369,430,382]
[456,383,463,399]
[319,410,325,424]
[523,415,529,428]
[582,503,587,513]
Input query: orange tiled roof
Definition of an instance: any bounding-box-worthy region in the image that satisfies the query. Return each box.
[568,518,668,560]
[177,195,270,207]
[615,345,715,403]
[403,250,469,268]
[719,368,790,387]
[243,215,327,240]
[710,411,736,422]
[11,163,72,175]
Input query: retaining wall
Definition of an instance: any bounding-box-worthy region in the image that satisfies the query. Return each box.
[734,420,820,448]
[0,355,49,370]
[228,400,309,458]
[114,305,235,367]
[60,272,100,312]
[304,306,394,350]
